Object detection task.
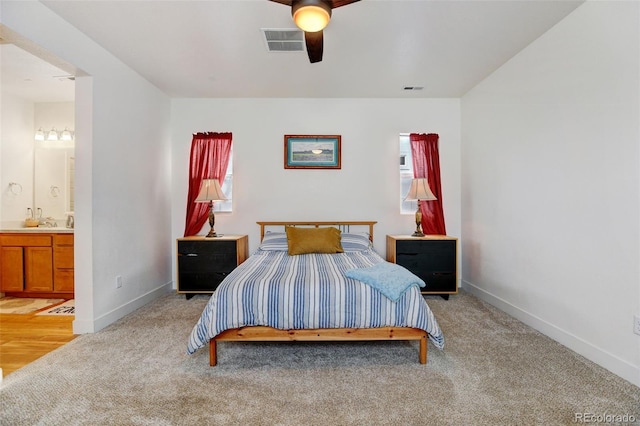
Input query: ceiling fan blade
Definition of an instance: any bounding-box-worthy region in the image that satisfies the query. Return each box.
[268,0,293,6]
[329,0,360,8]
[304,31,323,63]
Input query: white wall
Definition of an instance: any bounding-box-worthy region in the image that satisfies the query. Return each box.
[461,1,639,386]
[1,2,174,333]
[0,93,34,223]
[170,98,461,259]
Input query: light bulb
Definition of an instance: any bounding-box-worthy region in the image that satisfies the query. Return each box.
[293,5,331,32]
[47,128,59,141]
[34,128,45,141]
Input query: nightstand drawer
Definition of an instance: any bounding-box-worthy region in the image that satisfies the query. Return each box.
[408,270,456,292]
[178,271,230,292]
[178,240,238,255]
[177,251,237,273]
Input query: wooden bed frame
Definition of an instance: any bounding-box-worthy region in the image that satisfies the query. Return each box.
[209,221,428,366]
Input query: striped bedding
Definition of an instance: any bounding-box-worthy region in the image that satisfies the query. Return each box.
[187,246,444,355]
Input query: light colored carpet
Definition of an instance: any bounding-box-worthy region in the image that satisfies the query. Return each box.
[35,299,75,316]
[0,297,64,314]
[1,290,638,425]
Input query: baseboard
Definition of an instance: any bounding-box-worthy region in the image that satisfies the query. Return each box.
[461,280,640,388]
[73,281,173,334]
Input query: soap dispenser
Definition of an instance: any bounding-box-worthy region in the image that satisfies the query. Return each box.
[65,212,74,229]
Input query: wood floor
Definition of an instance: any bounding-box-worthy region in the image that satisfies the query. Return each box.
[0,311,75,377]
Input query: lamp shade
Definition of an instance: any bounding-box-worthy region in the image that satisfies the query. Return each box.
[404,178,437,201]
[195,179,228,202]
[292,1,331,32]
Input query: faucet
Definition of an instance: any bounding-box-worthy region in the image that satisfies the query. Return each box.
[40,217,58,228]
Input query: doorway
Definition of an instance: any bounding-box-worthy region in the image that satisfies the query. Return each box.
[0,41,77,378]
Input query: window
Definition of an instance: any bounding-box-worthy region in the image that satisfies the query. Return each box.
[214,148,233,212]
[399,133,415,214]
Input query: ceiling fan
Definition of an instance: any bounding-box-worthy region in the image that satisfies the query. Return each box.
[268,0,360,63]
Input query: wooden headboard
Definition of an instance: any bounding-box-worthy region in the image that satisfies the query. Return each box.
[256,221,377,243]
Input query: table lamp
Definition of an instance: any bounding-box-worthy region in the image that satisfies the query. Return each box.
[404,178,437,237]
[195,179,228,237]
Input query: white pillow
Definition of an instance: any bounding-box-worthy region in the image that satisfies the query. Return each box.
[258,232,288,251]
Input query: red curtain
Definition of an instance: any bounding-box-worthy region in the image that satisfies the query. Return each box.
[410,133,446,235]
[183,132,233,237]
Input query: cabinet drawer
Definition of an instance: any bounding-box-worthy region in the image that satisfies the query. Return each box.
[0,235,52,247]
[396,240,456,270]
[412,271,456,292]
[54,247,74,269]
[54,270,74,292]
[178,240,237,255]
[396,251,456,273]
[54,234,74,246]
[178,271,229,293]
[177,252,237,273]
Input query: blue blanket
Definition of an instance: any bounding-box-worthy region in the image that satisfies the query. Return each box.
[345,262,425,301]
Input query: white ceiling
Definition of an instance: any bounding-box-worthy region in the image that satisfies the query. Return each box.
[4,0,584,101]
[0,43,75,103]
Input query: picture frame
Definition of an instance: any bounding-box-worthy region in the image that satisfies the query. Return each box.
[284,135,341,169]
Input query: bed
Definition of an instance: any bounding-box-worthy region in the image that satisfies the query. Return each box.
[187,221,444,365]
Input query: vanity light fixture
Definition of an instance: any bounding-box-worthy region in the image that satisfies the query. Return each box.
[404,178,437,237]
[34,128,45,141]
[46,128,59,141]
[195,179,228,238]
[60,128,74,141]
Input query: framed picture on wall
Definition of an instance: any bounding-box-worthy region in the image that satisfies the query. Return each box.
[284,135,341,169]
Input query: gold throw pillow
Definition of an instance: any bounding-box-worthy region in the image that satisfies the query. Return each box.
[285,226,344,255]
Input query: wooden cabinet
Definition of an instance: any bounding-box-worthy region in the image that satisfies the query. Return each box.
[24,246,54,291]
[53,234,74,292]
[176,235,248,299]
[0,232,74,297]
[387,235,458,299]
[1,246,26,291]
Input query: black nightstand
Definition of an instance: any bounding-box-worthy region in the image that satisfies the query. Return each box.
[386,235,458,299]
[176,235,248,299]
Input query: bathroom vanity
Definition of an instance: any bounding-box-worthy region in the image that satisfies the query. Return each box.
[0,229,74,298]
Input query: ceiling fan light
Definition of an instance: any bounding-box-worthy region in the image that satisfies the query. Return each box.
[292,3,331,32]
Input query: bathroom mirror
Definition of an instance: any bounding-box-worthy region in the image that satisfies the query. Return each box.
[34,142,75,220]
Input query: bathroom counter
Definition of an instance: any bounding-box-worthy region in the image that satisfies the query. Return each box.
[0,228,74,233]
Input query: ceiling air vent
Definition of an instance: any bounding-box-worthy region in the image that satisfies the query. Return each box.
[403,86,424,91]
[262,29,305,52]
